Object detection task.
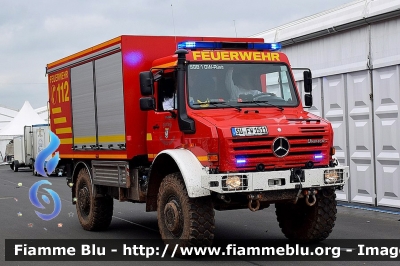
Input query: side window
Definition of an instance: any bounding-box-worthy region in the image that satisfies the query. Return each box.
[157,72,176,111]
[280,70,293,101]
[265,72,281,96]
[264,70,294,102]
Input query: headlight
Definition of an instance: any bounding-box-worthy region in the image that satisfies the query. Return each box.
[222,175,248,191]
[324,169,343,184]
[226,176,241,189]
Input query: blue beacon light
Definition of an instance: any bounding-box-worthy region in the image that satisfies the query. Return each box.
[177,41,281,51]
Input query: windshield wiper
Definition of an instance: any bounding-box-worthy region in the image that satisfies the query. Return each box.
[191,101,242,112]
[210,101,242,112]
[238,100,284,111]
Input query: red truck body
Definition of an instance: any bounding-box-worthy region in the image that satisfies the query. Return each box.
[47,35,263,162]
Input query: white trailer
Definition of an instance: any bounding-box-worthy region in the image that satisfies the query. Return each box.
[31,124,50,176]
[11,126,32,172]
[10,124,51,173]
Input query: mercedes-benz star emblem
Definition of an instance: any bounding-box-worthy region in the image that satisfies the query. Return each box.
[272,137,290,157]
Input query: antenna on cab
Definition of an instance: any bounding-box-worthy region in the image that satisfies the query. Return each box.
[171,3,177,45]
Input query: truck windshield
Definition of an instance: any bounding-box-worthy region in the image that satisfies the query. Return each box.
[187,63,299,109]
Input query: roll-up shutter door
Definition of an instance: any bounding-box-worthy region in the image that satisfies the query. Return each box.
[71,62,96,148]
[95,52,125,149]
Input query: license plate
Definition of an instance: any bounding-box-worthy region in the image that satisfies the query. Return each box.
[231,126,268,137]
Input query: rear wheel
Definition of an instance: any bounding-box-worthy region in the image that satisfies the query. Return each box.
[12,161,19,172]
[157,172,215,255]
[75,167,113,231]
[32,163,37,176]
[275,188,337,242]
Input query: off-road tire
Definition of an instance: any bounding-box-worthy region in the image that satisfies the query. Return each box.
[75,167,113,231]
[157,172,215,255]
[275,188,337,242]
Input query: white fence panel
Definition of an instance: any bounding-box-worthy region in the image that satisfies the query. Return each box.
[323,75,349,201]
[347,70,375,204]
[373,65,400,208]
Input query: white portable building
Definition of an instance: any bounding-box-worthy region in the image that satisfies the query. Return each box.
[252,0,400,208]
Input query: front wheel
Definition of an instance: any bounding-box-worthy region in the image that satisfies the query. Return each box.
[275,188,337,242]
[75,167,113,231]
[157,172,215,255]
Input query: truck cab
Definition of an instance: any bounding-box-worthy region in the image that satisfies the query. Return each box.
[141,41,343,191]
[137,41,348,251]
[142,42,332,170]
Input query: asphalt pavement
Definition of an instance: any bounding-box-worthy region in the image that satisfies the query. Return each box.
[1,164,399,266]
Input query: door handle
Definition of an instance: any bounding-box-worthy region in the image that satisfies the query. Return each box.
[153,124,160,130]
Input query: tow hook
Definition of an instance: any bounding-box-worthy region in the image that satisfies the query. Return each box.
[218,194,231,203]
[304,189,317,207]
[247,194,261,212]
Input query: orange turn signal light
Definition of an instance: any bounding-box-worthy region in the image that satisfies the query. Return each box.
[207,154,219,162]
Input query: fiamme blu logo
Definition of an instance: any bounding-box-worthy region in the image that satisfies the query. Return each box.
[29,130,62,221]
[29,180,62,221]
[34,131,60,177]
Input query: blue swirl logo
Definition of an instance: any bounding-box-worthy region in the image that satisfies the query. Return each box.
[34,130,60,177]
[29,180,62,221]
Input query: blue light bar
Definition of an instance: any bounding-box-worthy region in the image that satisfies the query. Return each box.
[251,43,282,51]
[177,41,281,51]
[314,155,323,160]
[236,159,247,164]
[178,41,222,49]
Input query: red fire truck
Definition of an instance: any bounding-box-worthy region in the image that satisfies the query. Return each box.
[46,35,348,251]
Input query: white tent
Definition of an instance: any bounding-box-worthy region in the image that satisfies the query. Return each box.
[0,106,18,131]
[0,101,46,162]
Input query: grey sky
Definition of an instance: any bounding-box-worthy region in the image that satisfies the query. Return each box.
[0,0,354,110]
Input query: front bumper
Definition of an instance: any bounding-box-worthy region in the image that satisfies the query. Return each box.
[201,166,349,193]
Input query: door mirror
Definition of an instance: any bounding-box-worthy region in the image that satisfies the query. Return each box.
[140,97,155,111]
[304,94,313,107]
[303,70,312,93]
[139,71,154,96]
